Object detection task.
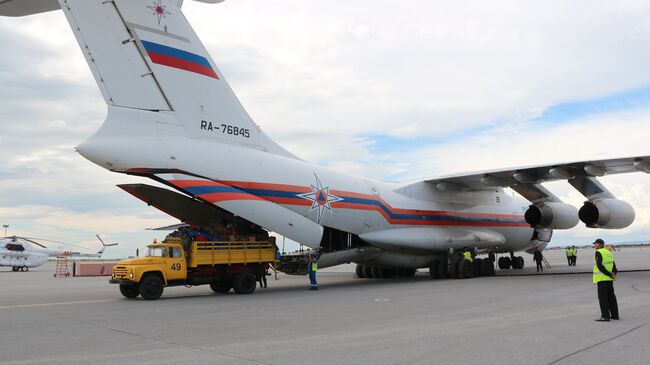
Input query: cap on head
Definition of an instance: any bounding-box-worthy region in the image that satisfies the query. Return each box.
[593,238,605,245]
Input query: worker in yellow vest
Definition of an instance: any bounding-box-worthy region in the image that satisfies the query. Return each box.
[463,248,473,263]
[593,238,619,322]
[566,246,577,266]
[308,252,319,290]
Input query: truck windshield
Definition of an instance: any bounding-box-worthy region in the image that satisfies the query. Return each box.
[144,247,166,257]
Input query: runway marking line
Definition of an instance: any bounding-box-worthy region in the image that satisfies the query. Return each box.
[0,299,117,310]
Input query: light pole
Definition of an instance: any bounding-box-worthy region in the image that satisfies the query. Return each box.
[2,225,8,237]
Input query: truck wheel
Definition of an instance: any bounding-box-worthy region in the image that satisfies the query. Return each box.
[119,284,139,299]
[140,275,164,300]
[232,272,256,294]
[210,280,231,293]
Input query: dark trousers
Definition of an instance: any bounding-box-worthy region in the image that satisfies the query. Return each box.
[571,256,577,266]
[597,281,619,319]
[535,260,543,272]
[309,271,317,288]
[567,256,571,265]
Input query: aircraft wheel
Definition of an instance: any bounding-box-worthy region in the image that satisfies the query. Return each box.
[210,279,231,293]
[371,267,381,279]
[233,272,257,294]
[356,264,366,278]
[450,257,460,278]
[486,260,496,276]
[21,266,28,272]
[429,261,439,279]
[363,265,373,278]
[480,259,488,276]
[119,284,140,299]
[11,266,18,272]
[497,257,504,269]
[517,256,525,269]
[498,256,511,269]
[378,268,393,279]
[140,275,164,300]
[463,260,474,278]
[473,258,483,277]
[510,257,518,269]
[437,260,449,279]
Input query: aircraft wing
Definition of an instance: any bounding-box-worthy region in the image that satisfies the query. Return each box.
[417,155,650,192]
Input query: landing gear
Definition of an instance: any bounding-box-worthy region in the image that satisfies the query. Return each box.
[457,258,473,279]
[357,265,415,279]
[11,266,18,272]
[429,261,439,279]
[356,264,366,278]
[498,256,511,269]
[362,265,373,278]
[432,251,495,280]
[497,254,524,270]
[21,266,28,272]
[511,256,525,269]
[371,267,381,279]
[473,258,483,277]
[480,258,495,276]
[378,268,395,279]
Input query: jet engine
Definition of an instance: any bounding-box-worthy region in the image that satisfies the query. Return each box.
[578,199,635,229]
[524,202,579,229]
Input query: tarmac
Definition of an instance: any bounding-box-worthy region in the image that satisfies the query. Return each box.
[1,247,649,365]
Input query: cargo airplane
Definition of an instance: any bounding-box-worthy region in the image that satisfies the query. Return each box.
[2,0,648,279]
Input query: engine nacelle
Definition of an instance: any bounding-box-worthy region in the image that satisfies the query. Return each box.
[579,199,635,229]
[524,202,579,230]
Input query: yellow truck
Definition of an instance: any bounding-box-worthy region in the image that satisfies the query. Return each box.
[110,238,277,300]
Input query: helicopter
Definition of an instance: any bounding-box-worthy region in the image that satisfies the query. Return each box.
[0,235,117,272]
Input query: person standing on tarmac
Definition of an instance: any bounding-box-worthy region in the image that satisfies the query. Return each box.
[593,238,619,322]
[565,246,572,266]
[570,246,578,266]
[308,252,319,290]
[533,248,544,272]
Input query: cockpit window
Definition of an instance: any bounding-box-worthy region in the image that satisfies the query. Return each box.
[5,244,25,252]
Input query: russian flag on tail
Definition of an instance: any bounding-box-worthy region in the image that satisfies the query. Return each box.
[141,40,219,79]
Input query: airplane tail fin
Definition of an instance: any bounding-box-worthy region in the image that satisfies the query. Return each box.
[1,0,293,157]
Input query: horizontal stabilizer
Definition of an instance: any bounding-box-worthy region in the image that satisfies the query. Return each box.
[0,0,60,17]
[0,0,225,17]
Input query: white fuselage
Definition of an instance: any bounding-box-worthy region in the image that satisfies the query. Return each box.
[79,107,535,255]
[0,249,49,269]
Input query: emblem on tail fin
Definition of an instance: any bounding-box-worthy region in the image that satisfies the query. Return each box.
[147,0,171,25]
[297,174,344,224]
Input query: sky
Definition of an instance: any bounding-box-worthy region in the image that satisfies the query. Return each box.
[2,0,650,258]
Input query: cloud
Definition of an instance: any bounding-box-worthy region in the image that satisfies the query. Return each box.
[2,0,650,254]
